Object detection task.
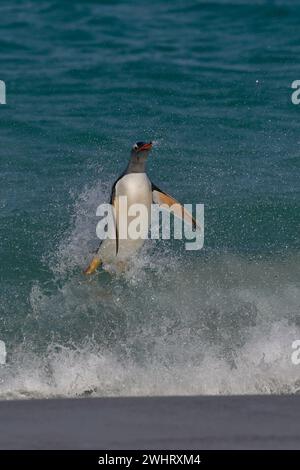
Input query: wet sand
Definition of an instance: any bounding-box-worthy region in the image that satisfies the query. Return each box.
[0,395,299,449]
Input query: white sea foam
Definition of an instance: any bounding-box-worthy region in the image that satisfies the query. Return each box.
[0,320,299,399]
[1,182,299,400]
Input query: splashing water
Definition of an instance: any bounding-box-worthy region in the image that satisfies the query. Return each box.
[1,0,300,400]
[0,180,299,400]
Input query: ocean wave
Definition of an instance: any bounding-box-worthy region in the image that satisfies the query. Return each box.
[0,320,299,399]
[1,181,299,399]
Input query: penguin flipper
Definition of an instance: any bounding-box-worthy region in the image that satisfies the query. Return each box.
[152,183,199,230]
[84,180,120,275]
[110,187,119,255]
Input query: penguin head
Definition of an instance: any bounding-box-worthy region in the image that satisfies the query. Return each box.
[131,141,153,157]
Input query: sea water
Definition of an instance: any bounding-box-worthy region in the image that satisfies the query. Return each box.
[0,0,299,399]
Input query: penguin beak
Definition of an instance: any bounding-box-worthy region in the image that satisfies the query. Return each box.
[137,142,152,152]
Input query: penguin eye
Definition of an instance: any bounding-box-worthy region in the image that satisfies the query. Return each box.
[133,144,138,151]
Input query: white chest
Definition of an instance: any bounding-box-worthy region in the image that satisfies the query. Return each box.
[115,173,152,206]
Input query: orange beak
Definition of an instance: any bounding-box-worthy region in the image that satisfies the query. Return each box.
[137,142,152,152]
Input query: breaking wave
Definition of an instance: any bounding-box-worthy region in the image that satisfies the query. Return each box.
[0,182,299,399]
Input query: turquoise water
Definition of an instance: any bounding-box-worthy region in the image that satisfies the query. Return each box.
[0,0,299,398]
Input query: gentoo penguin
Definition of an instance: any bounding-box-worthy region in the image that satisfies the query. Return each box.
[84,141,197,274]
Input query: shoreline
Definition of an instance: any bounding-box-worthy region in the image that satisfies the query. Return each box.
[0,394,300,449]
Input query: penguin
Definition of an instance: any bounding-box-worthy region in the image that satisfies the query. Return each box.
[84,141,198,274]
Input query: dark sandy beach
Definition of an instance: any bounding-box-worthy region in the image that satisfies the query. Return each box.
[0,395,300,449]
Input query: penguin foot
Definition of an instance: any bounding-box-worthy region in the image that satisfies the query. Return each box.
[83,256,102,275]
